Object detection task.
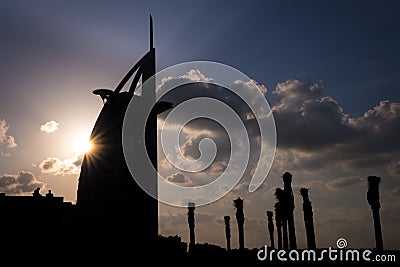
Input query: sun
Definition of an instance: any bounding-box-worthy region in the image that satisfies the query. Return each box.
[74,134,93,154]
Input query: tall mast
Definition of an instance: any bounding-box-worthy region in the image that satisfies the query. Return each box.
[150,15,154,49]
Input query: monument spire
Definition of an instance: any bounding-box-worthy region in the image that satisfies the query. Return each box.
[150,15,153,49]
[76,17,159,249]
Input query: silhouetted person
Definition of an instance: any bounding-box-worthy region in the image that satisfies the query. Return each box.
[283,172,297,249]
[224,215,231,251]
[46,190,53,198]
[234,197,245,250]
[188,202,196,252]
[266,211,275,249]
[274,201,283,250]
[367,176,384,251]
[300,188,316,249]
[275,188,288,250]
[33,187,41,197]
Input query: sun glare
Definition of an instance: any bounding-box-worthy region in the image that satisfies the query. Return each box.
[74,135,93,154]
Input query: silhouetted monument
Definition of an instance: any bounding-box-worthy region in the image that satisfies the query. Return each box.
[75,16,168,248]
[234,197,245,250]
[300,188,316,249]
[188,202,196,252]
[283,172,297,249]
[46,190,54,198]
[274,200,283,250]
[33,187,41,197]
[275,188,288,250]
[367,176,384,251]
[266,211,275,249]
[224,215,231,251]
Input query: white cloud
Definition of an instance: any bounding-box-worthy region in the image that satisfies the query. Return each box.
[40,120,60,133]
[157,69,213,92]
[38,155,83,175]
[0,171,45,195]
[181,69,213,82]
[0,119,17,148]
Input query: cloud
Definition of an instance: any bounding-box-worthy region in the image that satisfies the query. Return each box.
[40,120,59,133]
[388,160,400,176]
[390,186,400,198]
[1,152,11,157]
[38,155,83,175]
[325,176,363,190]
[273,79,323,108]
[0,171,44,195]
[157,76,400,183]
[157,69,213,92]
[155,75,400,249]
[181,69,213,82]
[267,80,400,177]
[166,173,191,184]
[159,211,215,227]
[0,119,17,148]
[272,80,356,150]
[157,71,268,190]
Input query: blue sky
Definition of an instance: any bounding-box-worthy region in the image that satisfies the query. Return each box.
[1,0,399,116]
[1,0,400,249]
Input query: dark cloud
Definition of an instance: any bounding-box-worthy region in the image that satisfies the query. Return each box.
[196,213,215,223]
[0,175,15,187]
[73,154,84,167]
[158,74,400,203]
[158,75,264,187]
[325,176,363,190]
[390,186,400,198]
[388,161,400,176]
[180,127,229,162]
[0,171,44,195]
[156,74,400,249]
[166,173,191,184]
[272,80,357,150]
[268,80,400,174]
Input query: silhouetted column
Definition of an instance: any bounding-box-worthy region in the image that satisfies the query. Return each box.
[367,176,384,251]
[275,188,288,250]
[234,197,245,250]
[274,202,283,250]
[224,215,231,251]
[300,188,316,249]
[267,211,275,249]
[283,172,297,249]
[188,202,196,252]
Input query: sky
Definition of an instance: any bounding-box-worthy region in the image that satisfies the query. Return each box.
[1,0,400,250]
